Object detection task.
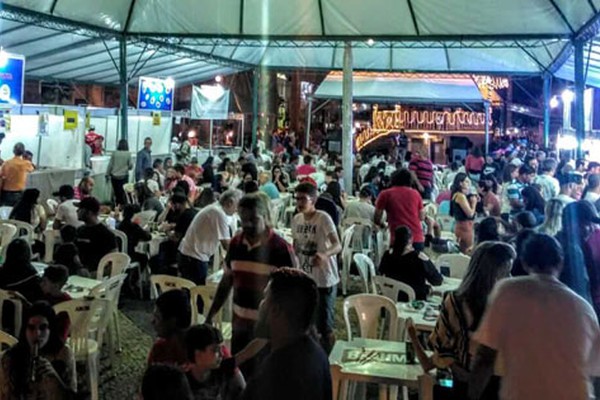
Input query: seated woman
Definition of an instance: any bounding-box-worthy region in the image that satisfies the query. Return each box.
[408,241,516,399]
[379,225,443,301]
[135,181,164,219]
[117,204,152,280]
[9,188,47,257]
[271,165,289,193]
[0,239,42,302]
[0,301,77,399]
[148,289,191,366]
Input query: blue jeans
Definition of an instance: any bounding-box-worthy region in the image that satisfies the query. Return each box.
[177,252,208,285]
[317,285,337,338]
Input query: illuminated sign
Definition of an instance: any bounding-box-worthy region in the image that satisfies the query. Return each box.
[137,76,175,111]
[0,52,25,105]
[355,104,490,151]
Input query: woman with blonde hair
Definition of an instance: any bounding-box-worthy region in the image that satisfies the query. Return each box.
[537,198,564,237]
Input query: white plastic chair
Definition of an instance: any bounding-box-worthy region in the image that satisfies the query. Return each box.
[54,298,111,400]
[0,207,12,220]
[0,222,17,261]
[436,253,471,279]
[188,285,233,344]
[343,294,399,341]
[342,294,403,400]
[0,330,17,350]
[150,274,196,299]
[111,229,128,254]
[352,253,377,294]
[46,198,59,215]
[374,275,416,303]
[436,215,455,234]
[133,210,157,227]
[43,229,62,263]
[3,219,35,244]
[96,252,131,280]
[340,225,356,296]
[90,274,127,367]
[0,290,23,337]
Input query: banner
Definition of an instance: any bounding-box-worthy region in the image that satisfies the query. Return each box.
[63,110,78,130]
[191,85,230,120]
[137,76,174,111]
[0,53,25,105]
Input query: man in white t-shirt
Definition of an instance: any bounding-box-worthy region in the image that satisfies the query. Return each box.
[178,189,242,284]
[52,185,83,229]
[469,234,600,400]
[292,182,342,353]
[534,158,560,201]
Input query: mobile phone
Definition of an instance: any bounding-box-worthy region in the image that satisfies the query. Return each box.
[439,379,453,388]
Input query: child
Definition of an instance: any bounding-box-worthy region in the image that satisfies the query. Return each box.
[40,264,71,305]
[184,324,245,400]
[54,225,89,276]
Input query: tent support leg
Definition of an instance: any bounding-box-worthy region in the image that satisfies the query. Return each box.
[251,68,259,150]
[484,101,490,156]
[342,43,354,194]
[119,36,128,141]
[543,74,552,149]
[574,39,585,158]
[305,97,313,149]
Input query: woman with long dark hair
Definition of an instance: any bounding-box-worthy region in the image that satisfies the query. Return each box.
[450,173,477,253]
[409,242,515,399]
[378,225,443,300]
[135,182,164,218]
[477,176,500,217]
[0,238,42,302]
[0,302,77,399]
[522,186,545,225]
[106,139,132,207]
[9,188,47,257]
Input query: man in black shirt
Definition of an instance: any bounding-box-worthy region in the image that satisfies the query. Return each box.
[242,268,332,400]
[76,197,118,272]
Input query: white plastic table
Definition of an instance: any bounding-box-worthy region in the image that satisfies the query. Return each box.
[330,338,434,400]
[64,276,102,298]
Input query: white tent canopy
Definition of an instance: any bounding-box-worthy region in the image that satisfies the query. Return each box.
[314,72,485,104]
[0,0,599,84]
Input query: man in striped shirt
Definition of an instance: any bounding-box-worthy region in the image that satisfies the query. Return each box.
[409,150,434,200]
[206,193,296,378]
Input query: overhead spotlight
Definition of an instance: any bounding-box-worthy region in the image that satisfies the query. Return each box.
[367,38,375,46]
[561,89,574,103]
[215,75,223,83]
[549,96,559,108]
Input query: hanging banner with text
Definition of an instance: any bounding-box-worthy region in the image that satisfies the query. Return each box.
[191,85,230,120]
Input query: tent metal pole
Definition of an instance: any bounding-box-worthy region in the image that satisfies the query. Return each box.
[543,74,552,149]
[209,119,213,154]
[342,43,353,194]
[574,39,585,158]
[305,96,313,149]
[119,36,128,141]
[251,68,259,149]
[484,101,490,156]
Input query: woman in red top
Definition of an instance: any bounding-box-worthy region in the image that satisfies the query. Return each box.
[465,147,485,182]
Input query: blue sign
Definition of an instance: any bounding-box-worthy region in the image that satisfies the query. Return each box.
[0,53,25,105]
[137,76,174,111]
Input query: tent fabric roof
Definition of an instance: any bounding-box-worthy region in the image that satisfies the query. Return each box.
[314,72,484,104]
[555,37,600,88]
[0,1,599,85]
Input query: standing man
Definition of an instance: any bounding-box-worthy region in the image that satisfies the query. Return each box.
[469,234,600,400]
[178,189,241,284]
[242,268,332,400]
[375,169,425,249]
[506,164,536,215]
[0,142,34,206]
[291,182,342,352]
[136,137,153,182]
[206,194,296,376]
[408,150,434,200]
[75,197,118,272]
[534,158,559,201]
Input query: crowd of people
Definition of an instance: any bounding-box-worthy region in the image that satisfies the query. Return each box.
[0,130,599,400]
